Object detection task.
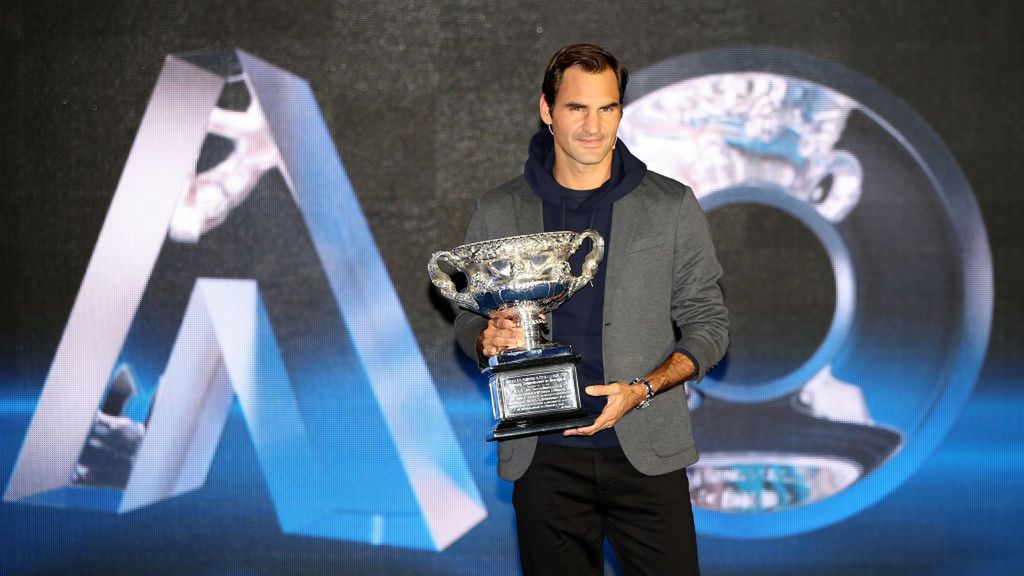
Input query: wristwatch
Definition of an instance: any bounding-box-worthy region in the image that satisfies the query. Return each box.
[632,376,655,409]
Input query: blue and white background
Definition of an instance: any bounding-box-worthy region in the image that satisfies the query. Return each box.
[1,1,1021,574]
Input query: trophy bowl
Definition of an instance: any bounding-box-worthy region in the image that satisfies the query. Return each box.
[429,230,605,440]
[429,230,602,313]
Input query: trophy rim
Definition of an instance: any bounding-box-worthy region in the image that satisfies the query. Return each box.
[453,230,580,254]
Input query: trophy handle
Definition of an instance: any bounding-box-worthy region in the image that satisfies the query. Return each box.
[428,250,480,312]
[567,229,605,296]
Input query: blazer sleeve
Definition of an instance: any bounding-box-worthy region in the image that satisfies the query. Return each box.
[453,197,490,366]
[670,187,730,381]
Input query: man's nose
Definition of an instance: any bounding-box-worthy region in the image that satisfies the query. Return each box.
[582,110,599,133]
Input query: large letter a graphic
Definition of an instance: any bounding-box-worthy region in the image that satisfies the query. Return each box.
[4,49,485,551]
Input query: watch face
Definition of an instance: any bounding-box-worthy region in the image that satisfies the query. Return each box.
[621,48,991,538]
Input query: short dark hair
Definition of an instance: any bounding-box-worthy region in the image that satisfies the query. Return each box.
[542,43,628,107]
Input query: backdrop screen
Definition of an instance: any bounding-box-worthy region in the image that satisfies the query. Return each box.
[2,2,1021,575]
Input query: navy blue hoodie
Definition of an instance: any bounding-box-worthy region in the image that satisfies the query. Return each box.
[523,128,647,448]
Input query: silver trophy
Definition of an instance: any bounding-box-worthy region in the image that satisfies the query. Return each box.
[429,230,605,440]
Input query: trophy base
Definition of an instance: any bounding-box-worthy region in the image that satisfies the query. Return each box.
[488,410,594,441]
[485,345,593,442]
[488,343,577,367]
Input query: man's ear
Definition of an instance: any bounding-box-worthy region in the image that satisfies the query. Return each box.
[539,93,553,125]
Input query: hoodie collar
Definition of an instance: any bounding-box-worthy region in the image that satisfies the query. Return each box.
[523,128,647,212]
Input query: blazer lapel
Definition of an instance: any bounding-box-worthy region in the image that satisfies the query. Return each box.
[604,186,645,316]
[513,187,544,235]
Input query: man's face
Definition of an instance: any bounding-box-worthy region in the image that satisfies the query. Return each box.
[540,66,622,174]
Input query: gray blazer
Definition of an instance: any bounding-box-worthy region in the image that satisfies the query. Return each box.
[454,171,729,481]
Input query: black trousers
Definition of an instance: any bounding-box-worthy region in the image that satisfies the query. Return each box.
[512,443,700,576]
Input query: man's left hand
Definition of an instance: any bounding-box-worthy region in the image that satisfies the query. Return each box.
[563,382,645,436]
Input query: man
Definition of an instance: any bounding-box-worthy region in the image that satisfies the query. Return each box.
[454,43,728,575]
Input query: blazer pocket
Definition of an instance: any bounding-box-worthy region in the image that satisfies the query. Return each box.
[650,429,687,457]
[627,235,666,254]
[644,396,690,457]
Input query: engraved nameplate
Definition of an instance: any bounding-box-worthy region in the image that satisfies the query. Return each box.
[497,366,580,418]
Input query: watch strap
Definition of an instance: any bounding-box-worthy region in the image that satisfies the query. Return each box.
[632,376,655,409]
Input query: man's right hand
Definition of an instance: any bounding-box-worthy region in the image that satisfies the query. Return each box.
[477,316,525,358]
